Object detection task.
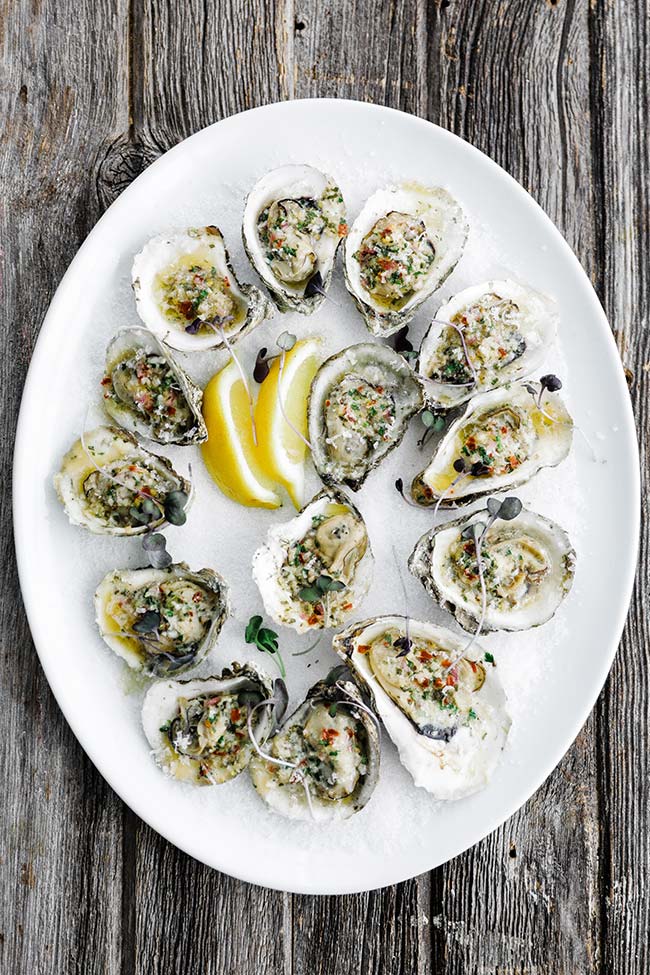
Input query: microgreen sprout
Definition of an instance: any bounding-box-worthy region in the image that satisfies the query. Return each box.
[417,409,446,449]
[430,318,478,388]
[393,326,418,364]
[445,496,522,672]
[391,543,413,657]
[292,634,323,657]
[142,532,173,569]
[394,477,422,508]
[253,347,279,384]
[303,268,341,307]
[132,610,161,634]
[246,695,316,820]
[245,615,286,678]
[275,331,313,452]
[297,574,346,604]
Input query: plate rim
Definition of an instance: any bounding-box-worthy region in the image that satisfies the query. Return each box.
[13,98,640,893]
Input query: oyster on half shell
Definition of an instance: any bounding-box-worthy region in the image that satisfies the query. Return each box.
[132,225,273,351]
[409,504,576,632]
[344,183,468,337]
[418,280,558,410]
[334,616,511,800]
[252,489,373,633]
[308,343,425,491]
[54,426,191,536]
[95,562,230,676]
[242,164,347,313]
[412,381,572,506]
[248,667,380,822]
[102,327,207,445]
[142,663,286,785]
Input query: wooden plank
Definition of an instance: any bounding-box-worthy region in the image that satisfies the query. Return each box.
[132,822,289,974]
[591,2,650,973]
[128,5,292,973]
[0,1,131,973]
[290,6,433,974]
[424,1,603,971]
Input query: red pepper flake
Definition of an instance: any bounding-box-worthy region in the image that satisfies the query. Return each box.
[100,376,112,386]
[446,674,457,687]
[469,660,477,672]
[415,677,430,689]
[434,677,444,689]
[501,426,508,434]
[338,222,347,237]
[497,347,507,358]
[418,649,433,663]
[357,644,371,655]
[441,658,452,668]
[321,728,339,746]
[192,591,202,604]
[230,708,241,723]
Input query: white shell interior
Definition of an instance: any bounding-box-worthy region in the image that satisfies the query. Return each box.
[419,279,559,409]
[132,227,252,351]
[335,616,511,800]
[414,507,575,631]
[417,382,573,501]
[344,183,468,317]
[242,164,343,301]
[252,491,374,633]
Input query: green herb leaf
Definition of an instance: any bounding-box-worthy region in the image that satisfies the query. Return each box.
[245,615,263,643]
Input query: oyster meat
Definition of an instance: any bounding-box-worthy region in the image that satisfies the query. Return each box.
[410,504,576,632]
[142,663,286,784]
[249,667,380,821]
[412,381,572,506]
[95,563,230,675]
[344,183,468,337]
[102,327,207,445]
[132,225,272,351]
[308,343,425,491]
[419,280,558,409]
[334,617,511,800]
[242,164,347,313]
[252,489,373,633]
[54,426,191,535]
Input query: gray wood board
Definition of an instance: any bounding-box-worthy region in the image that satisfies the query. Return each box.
[1,1,646,972]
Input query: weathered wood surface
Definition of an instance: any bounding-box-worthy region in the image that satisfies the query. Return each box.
[1,1,647,973]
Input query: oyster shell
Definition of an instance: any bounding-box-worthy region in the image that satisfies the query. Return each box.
[132,225,272,351]
[419,280,558,409]
[242,164,347,313]
[409,504,576,632]
[248,667,380,821]
[54,426,192,535]
[142,663,286,784]
[334,616,511,800]
[412,381,572,506]
[102,327,207,445]
[344,183,468,337]
[252,489,373,633]
[308,343,425,491]
[95,562,230,675]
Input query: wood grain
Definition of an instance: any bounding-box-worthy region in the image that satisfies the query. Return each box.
[1,0,647,973]
[0,1,130,973]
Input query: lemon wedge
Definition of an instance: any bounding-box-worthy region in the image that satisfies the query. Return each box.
[201,361,281,509]
[255,337,323,508]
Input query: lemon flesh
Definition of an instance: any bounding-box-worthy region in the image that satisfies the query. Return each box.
[201,362,281,509]
[254,337,322,508]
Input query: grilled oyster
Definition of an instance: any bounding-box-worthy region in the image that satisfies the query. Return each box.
[344,183,468,337]
[54,426,191,535]
[142,663,286,784]
[308,343,425,491]
[94,562,230,676]
[248,668,380,821]
[252,489,373,633]
[101,327,207,445]
[242,164,347,313]
[132,225,272,351]
[334,617,510,800]
[412,381,572,506]
[410,504,576,632]
[419,280,558,409]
